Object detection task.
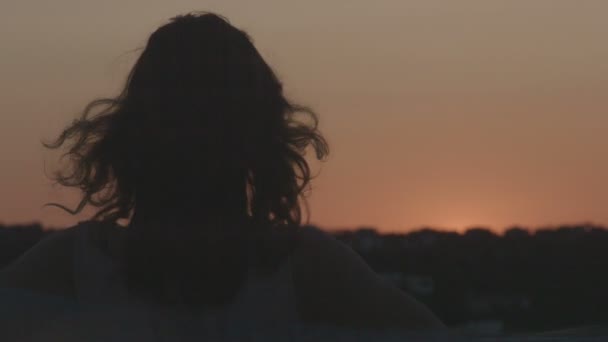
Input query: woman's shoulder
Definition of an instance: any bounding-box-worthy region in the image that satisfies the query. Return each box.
[0,221,97,298]
[291,225,446,331]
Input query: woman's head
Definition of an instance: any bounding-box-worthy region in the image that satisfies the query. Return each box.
[43,12,328,228]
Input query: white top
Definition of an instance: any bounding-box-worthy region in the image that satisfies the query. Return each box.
[71,221,302,341]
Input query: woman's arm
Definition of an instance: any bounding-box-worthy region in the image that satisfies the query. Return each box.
[292,227,446,331]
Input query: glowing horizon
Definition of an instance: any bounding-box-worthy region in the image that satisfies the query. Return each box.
[2,1,607,233]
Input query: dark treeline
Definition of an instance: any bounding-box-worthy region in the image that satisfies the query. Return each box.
[331,224,608,332]
[1,222,607,332]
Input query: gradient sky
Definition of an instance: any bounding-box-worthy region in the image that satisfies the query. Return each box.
[1,1,607,233]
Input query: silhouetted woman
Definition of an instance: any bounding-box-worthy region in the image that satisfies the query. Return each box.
[0,12,444,337]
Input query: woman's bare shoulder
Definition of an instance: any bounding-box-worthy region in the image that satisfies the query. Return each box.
[0,224,81,297]
[291,226,445,331]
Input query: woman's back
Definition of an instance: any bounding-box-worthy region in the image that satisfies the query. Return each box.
[72,220,301,338]
[1,220,445,334]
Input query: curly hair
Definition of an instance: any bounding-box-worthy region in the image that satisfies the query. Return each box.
[42,12,328,307]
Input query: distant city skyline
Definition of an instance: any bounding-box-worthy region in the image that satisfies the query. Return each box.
[1,1,607,232]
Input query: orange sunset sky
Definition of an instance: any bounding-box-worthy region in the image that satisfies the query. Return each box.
[1,1,607,233]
